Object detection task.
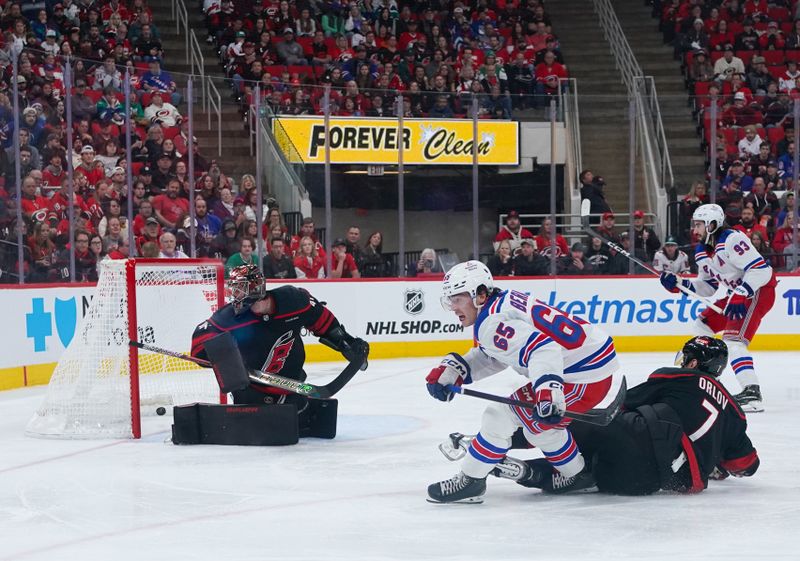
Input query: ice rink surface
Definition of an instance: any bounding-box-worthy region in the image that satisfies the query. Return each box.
[1,352,798,561]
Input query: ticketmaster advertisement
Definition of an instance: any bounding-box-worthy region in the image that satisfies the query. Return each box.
[1,275,799,390]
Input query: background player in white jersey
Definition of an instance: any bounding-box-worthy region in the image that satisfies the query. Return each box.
[659,204,776,412]
[425,261,621,504]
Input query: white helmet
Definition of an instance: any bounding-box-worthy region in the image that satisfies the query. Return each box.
[692,203,725,244]
[440,260,494,310]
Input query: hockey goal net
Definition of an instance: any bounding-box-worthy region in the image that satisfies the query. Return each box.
[26,258,225,439]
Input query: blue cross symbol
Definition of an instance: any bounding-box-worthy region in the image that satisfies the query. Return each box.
[26,298,52,352]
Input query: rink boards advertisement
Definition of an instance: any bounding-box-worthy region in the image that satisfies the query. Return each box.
[1,275,799,390]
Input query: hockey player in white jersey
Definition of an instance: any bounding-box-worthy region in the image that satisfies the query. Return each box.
[659,203,776,413]
[426,261,621,504]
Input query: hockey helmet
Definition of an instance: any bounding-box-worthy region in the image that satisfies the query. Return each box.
[440,260,494,310]
[692,204,725,244]
[228,264,267,314]
[675,336,728,377]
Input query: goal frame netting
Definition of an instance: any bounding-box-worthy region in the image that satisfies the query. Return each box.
[26,258,226,440]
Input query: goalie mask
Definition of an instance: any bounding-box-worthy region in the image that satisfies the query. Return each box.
[674,336,728,378]
[228,264,268,315]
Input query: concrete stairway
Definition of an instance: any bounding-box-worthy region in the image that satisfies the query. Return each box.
[149,0,254,182]
[614,0,706,194]
[548,0,647,215]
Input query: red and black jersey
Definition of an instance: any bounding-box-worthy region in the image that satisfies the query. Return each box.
[191,285,339,395]
[625,366,758,482]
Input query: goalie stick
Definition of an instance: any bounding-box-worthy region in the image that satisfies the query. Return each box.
[129,340,365,399]
[446,376,626,426]
[579,199,724,314]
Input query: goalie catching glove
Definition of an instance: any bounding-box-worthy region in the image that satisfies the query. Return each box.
[426,353,472,401]
[531,374,566,424]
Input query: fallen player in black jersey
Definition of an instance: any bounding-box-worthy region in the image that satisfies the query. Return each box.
[440,336,759,495]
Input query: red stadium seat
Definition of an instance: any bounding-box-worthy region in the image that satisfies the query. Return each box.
[767,64,784,76]
[736,50,755,66]
[782,22,794,34]
[729,22,744,35]
[265,65,287,77]
[762,50,784,65]
[768,7,790,22]
[140,92,152,106]
[768,126,785,152]
[288,65,313,78]
[162,126,180,140]
[721,127,737,145]
[785,51,800,62]
[711,51,724,63]
[297,36,313,56]
[131,161,144,176]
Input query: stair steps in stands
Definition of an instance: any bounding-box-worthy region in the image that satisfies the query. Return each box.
[614,0,706,194]
[547,0,647,216]
[148,0,255,182]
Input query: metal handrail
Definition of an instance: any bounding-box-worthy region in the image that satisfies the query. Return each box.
[170,0,222,157]
[188,30,206,109]
[173,0,189,63]
[592,0,642,96]
[592,0,671,234]
[638,76,674,190]
[206,76,222,156]
[560,77,583,224]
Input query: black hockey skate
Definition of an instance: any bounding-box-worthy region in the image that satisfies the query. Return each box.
[427,472,487,504]
[733,385,764,413]
[515,459,598,494]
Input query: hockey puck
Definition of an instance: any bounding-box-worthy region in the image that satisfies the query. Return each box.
[156,407,166,416]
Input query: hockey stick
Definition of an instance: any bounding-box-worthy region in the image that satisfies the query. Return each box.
[129,340,365,399]
[445,377,626,426]
[579,199,724,314]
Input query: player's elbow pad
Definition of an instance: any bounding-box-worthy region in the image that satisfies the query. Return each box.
[721,451,760,477]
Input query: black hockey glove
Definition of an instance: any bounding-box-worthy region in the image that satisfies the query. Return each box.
[321,325,369,369]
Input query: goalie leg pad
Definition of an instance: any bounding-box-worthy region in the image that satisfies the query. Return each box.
[203,332,250,393]
[299,398,338,439]
[171,403,299,446]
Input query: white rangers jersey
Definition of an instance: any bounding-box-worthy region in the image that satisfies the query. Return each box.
[652,249,690,274]
[460,289,619,385]
[692,229,775,298]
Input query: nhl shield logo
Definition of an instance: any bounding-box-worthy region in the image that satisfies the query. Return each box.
[404,289,425,315]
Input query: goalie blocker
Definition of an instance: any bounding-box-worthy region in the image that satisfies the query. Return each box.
[174,331,338,445]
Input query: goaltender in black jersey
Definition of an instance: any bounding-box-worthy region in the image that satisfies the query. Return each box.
[188,265,368,441]
[499,336,759,495]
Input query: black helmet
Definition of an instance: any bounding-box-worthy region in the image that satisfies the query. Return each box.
[228,264,267,314]
[678,336,728,377]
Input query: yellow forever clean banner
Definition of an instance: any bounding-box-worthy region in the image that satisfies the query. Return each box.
[273,117,519,166]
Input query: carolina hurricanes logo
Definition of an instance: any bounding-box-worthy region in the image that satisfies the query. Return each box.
[32,208,49,223]
[262,330,295,374]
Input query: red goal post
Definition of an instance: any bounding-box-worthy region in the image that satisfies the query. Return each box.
[27,258,226,439]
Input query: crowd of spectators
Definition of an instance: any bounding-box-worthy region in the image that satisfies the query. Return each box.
[0,0,234,282]
[646,1,799,270]
[207,0,568,120]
